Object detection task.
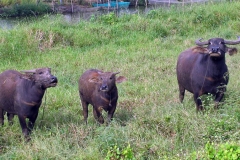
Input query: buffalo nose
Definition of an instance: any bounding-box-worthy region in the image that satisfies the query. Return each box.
[51,76,58,83]
[211,47,219,53]
[101,85,108,90]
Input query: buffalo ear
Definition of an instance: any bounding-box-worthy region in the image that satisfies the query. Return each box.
[228,47,238,56]
[116,76,127,83]
[21,73,34,80]
[88,77,100,83]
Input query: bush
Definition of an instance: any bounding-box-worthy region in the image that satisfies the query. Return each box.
[205,142,240,160]
[105,144,135,160]
[0,3,52,18]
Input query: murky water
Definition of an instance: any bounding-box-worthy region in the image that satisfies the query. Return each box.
[62,6,149,24]
[0,6,153,30]
[0,5,156,29]
[0,18,18,30]
[0,0,226,29]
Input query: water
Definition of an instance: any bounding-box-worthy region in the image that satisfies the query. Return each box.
[0,0,227,29]
[0,18,18,30]
[56,6,151,24]
[0,6,152,30]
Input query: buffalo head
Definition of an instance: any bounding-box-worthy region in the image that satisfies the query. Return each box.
[89,71,125,92]
[21,68,58,89]
[195,36,240,57]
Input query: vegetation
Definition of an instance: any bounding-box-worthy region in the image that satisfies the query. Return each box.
[0,1,240,159]
[0,0,37,7]
[0,1,52,18]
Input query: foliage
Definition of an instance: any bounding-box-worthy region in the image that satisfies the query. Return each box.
[97,12,119,25]
[105,144,135,160]
[0,0,36,7]
[0,2,52,18]
[205,142,240,160]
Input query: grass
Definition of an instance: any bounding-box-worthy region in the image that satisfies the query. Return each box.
[0,1,240,159]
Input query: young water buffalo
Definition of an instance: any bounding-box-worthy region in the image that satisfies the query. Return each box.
[177,37,240,110]
[0,68,58,138]
[79,69,126,124]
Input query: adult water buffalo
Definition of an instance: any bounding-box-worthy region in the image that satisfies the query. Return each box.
[0,68,58,138]
[79,69,126,124]
[177,37,240,110]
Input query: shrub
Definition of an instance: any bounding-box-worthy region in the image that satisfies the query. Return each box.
[205,142,240,160]
[0,3,52,18]
[105,144,135,160]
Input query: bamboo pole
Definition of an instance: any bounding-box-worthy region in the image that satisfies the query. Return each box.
[135,0,138,8]
[71,0,73,13]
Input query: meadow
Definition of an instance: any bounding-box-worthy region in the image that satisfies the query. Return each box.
[0,1,240,159]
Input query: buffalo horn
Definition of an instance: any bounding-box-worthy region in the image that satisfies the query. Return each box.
[195,38,208,46]
[21,69,36,73]
[114,72,120,75]
[224,36,240,45]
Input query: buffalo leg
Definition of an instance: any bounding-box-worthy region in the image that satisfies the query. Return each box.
[18,115,29,138]
[80,92,89,124]
[214,91,224,109]
[194,93,203,111]
[0,109,4,125]
[107,105,116,123]
[80,99,89,124]
[179,85,185,103]
[93,108,104,124]
[28,112,39,131]
[7,113,14,125]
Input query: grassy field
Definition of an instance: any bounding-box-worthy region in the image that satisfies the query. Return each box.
[0,1,240,159]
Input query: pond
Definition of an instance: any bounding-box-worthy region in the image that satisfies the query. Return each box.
[0,6,153,30]
[0,18,18,30]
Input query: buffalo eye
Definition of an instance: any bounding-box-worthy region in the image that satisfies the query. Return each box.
[38,72,43,74]
[209,41,213,45]
[219,41,224,44]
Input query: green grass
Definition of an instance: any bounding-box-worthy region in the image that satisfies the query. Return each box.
[0,1,240,159]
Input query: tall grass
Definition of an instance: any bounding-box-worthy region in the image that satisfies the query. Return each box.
[0,0,36,7]
[0,1,240,159]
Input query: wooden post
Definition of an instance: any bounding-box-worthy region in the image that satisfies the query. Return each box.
[71,0,74,13]
[135,0,138,8]
[36,0,40,5]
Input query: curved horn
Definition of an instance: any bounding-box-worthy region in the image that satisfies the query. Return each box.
[20,69,36,73]
[113,72,120,75]
[195,38,209,46]
[224,36,240,45]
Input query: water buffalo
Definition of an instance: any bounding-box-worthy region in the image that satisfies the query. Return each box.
[0,68,58,138]
[78,69,126,124]
[177,37,240,110]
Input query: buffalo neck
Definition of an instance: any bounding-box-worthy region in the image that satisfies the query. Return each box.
[207,55,227,78]
[19,79,46,102]
[99,86,117,98]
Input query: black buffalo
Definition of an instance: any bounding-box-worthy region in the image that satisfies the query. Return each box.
[177,37,240,110]
[79,69,126,124]
[0,68,58,138]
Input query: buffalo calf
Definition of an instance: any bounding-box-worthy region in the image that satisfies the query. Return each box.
[0,68,58,138]
[177,37,240,110]
[79,69,126,124]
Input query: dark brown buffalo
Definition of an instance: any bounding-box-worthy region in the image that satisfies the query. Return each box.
[79,69,126,124]
[0,68,58,138]
[177,37,240,110]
